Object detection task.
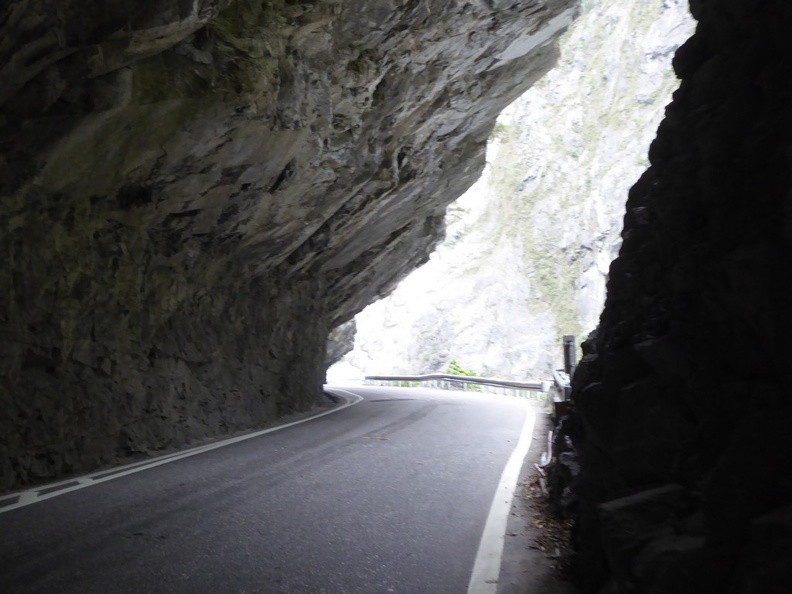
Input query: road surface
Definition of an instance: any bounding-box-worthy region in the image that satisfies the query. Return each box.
[0,385,535,594]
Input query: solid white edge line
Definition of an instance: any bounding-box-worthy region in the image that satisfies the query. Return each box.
[0,388,363,514]
[467,402,537,594]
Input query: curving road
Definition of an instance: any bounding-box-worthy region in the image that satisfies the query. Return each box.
[0,386,535,594]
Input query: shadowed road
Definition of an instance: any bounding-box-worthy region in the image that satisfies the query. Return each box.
[0,386,533,594]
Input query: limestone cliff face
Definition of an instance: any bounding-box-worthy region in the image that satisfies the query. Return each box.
[340,0,693,380]
[554,1,792,591]
[0,0,577,489]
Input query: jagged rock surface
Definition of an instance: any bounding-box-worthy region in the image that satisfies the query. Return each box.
[325,320,356,368]
[0,0,577,489]
[340,0,693,380]
[553,1,792,592]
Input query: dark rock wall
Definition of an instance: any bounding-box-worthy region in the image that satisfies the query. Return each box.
[555,1,792,592]
[0,0,576,490]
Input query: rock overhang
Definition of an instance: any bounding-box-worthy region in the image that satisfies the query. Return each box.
[0,0,578,488]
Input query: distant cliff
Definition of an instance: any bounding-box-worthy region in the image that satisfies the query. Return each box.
[340,0,695,380]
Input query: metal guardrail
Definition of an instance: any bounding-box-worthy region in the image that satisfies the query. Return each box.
[364,374,550,399]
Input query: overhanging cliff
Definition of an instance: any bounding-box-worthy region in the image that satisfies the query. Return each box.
[0,0,577,489]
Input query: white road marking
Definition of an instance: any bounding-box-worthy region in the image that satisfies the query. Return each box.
[0,389,362,514]
[467,401,536,594]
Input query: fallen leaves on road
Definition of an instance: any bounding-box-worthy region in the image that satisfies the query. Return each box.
[520,469,576,580]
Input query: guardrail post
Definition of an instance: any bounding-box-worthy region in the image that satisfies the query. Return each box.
[563,335,577,379]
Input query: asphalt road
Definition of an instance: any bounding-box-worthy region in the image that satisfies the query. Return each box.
[0,385,533,594]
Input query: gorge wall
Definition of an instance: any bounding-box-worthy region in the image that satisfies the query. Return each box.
[0,0,578,490]
[338,0,694,381]
[554,0,792,592]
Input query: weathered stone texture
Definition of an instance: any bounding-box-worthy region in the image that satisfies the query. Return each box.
[552,1,792,592]
[0,0,576,489]
[325,319,356,368]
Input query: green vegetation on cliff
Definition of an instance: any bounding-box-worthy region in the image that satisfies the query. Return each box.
[488,122,584,347]
[484,0,693,352]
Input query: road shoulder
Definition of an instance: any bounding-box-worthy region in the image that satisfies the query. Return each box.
[497,408,580,594]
